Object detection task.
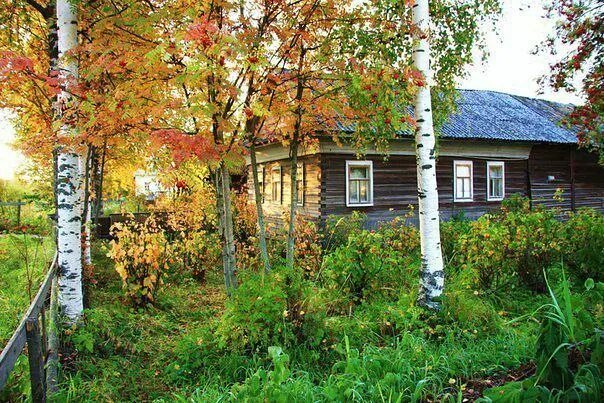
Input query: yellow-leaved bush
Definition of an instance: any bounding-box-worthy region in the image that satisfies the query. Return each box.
[107,216,169,307]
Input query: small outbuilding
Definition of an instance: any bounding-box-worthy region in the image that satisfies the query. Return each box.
[246,90,604,228]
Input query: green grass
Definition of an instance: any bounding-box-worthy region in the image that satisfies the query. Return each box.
[50,241,541,402]
[0,233,55,401]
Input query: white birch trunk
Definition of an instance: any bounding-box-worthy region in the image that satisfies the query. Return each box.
[56,0,83,322]
[412,0,445,310]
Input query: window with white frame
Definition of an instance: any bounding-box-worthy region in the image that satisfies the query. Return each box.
[454,160,473,202]
[271,165,281,203]
[296,162,304,206]
[487,161,505,201]
[346,160,373,207]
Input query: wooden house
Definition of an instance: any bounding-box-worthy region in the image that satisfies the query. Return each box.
[246,90,604,228]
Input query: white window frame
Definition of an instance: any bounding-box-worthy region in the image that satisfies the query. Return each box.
[346,160,374,207]
[271,165,281,203]
[487,161,505,201]
[453,160,474,202]
[296,162,304,207]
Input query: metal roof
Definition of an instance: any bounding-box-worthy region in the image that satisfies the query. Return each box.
[440,90,578,144]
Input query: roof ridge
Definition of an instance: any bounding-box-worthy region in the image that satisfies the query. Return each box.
[456,88,575,108]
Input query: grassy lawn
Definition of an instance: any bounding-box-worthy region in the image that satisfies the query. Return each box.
[52,240,544,402]
[0,233,55,400]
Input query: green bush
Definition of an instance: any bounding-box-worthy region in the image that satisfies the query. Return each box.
[323,211,366,252]
[321,227,419,308]
[216,266,325,353]
[440,215,472,267]
[564,209,604,283]
[458,204,562,292]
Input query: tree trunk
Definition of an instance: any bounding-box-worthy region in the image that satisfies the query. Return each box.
[56,0,83,322]
[285,59,305,270]
[249,141,271,274]
[81,146,93,267]
[412,0,445,310]
[286,134,299,270]
[215,165,238,296]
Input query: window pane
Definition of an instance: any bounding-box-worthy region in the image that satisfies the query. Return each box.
[490,178,502,198]
[463,178,471,198]
[359,181,369,202]
[349,181,359,203]
[350,166,368,179]
[490,165,503,179]
[456,165,470,177]
[456,178,464,198]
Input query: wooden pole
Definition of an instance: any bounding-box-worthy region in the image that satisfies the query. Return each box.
[25,317,45,402]
[570,146,576,212]
[17,200,22,227]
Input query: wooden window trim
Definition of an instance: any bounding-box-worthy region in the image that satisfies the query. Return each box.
[296,162,304,207]
[453,160,474,202]
[487,161,505,201]
[346,160,374,207]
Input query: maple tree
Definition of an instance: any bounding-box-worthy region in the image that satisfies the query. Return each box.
[543,0,603,162]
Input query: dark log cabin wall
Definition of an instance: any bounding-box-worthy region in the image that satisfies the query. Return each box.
[529,144,604,212]
[320,153,530,227]
[246,143,604,229]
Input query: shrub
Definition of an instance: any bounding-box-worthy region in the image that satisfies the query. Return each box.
[563,209,604,283]
[216,266,325,353]
[440,215,472,267]
[172,230,221,282]
[321,225,419,307]
[323,211,366,252]
[458,206,562,292]
[107,216,169,306]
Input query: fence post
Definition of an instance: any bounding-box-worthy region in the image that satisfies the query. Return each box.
[25,317,45,402]
[17,200,22,227]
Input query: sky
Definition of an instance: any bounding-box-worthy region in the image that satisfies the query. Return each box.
[0,0,585,181]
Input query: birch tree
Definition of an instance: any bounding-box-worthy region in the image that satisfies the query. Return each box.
[56,0,83,321]
[412,0,445,310]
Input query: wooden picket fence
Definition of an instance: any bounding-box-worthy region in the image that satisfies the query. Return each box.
[0,252,59,402]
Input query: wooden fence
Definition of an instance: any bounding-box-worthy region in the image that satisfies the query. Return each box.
[0,252,59,402]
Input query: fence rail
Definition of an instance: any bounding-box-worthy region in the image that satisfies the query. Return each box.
[0,252,58,401]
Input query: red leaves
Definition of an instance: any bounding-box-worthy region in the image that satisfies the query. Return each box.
[0,52,34,75]
[152,129,220,165]
[186,17,219,49]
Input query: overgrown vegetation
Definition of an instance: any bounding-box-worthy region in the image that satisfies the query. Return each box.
[0,234,54,400]
[49,197,603,401]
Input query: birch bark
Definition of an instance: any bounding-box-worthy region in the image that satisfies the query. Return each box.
[412,0,445,310]
[56,0,83,322]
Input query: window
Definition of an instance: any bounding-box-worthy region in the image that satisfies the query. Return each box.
[296,162,304,206]
[454,160,473,202]
[487,161,505,201]
[257,165,264,202]
[271,165,281,203]
[346,160,373,207]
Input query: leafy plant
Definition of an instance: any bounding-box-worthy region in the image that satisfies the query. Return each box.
[483,271,604,401]
[563,209,604,283]
[107,215,169,306]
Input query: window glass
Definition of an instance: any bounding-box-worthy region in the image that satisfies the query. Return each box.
[488,162,504,200]
[454,161,473,201]
[347,161,373,206]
